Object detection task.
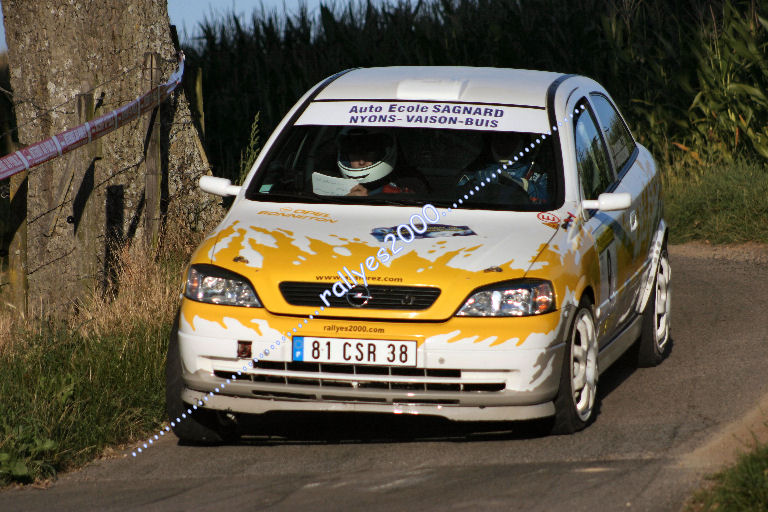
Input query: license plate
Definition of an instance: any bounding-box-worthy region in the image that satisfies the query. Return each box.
[292,337,417,367]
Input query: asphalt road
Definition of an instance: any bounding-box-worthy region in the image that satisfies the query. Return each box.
[3,244,768,512]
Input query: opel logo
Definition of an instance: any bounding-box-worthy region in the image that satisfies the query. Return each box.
[346,285,372,307]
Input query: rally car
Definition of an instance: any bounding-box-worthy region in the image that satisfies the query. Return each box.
[166,66,671,442]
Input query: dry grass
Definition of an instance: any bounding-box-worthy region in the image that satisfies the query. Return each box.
[69,240,185,338]
[64,213,203,337]
[1,217,204,346]
[0,304,22,352]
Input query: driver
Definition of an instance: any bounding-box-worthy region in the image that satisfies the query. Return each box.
[336,128,427,196]
[457,131,549,203]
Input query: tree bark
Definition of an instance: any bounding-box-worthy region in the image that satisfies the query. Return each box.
[1,0,220,314]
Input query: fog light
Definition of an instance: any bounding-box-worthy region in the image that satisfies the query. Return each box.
[237,340,252,359]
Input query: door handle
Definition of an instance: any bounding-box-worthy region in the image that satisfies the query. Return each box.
[629,210,638,231]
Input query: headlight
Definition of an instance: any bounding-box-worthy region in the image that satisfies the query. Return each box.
[184,264,262,307]
[456,280,555,317]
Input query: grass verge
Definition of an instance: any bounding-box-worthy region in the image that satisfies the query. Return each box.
[664,159,768,245]
[0,320,170,484]
[687,442,768,511]
[0,232,194,486]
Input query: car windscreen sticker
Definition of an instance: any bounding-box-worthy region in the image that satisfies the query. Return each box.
[296,101,550,133]
[371,224,477,242]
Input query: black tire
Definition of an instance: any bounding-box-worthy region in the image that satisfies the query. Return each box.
[551,298,599,434]
[636,248,672,367]
[166,313,239,444]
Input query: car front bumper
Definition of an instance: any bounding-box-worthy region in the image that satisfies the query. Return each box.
[176,300,570,422]
[180,360,562,421]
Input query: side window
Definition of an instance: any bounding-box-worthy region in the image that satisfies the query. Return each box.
[574,104,614,200]
[590,94,636,172]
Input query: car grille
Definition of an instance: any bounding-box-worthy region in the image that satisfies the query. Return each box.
[279,282,441,309]
[212,361,507,398]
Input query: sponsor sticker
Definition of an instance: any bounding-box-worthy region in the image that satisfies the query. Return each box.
[256,208,337,223]
[537,211,561,229]
[371,223,476,242]
[323,324,385,334]
[537,212,560,223]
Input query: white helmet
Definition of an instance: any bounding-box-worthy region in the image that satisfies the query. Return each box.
[337,129,397,183]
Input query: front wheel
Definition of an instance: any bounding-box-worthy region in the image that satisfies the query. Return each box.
[551,299,599,434]
[636,248,672,367]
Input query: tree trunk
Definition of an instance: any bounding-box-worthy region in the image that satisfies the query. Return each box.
[1,0,220,314]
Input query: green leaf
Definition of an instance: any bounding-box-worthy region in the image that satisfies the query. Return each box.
[727,83,768,106]
[758,15,768,32]
[11,460,29,477]
[36,439,56,452]
[753,143,768,159]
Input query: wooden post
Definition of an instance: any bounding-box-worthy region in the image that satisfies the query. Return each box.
[75,91,98,297]
[143,52,161,250]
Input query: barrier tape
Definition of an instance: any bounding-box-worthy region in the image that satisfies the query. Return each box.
[0,52,185,181]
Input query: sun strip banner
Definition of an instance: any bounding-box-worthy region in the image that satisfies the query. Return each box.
[0,52,185,181]
[295,100,551,133]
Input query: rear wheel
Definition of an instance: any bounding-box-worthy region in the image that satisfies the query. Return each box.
[551,298,599,434]
[637,248,672,367]
[166,313,239,444]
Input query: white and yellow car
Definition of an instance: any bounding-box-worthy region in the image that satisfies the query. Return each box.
[166,67,671,442]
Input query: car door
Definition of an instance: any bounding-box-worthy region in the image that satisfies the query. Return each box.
[588,93,647,326]
[572,99,630,345]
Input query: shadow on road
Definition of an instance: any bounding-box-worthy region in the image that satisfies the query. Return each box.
[597,335,675,401]
[228,411,553,445]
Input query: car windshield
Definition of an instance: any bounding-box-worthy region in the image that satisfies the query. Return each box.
[246,101,561,211]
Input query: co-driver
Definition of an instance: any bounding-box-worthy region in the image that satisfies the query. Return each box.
[456,131,549,203]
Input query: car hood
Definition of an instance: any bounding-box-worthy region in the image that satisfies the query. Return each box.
[196,201,562,320]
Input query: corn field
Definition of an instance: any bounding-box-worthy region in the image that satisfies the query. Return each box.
[181,0,768,182]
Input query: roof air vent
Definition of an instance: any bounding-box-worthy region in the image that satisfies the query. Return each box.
[396,79,468,101]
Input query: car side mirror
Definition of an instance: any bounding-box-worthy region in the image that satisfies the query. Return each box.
[199,176,241,197]
[582,192,631,211]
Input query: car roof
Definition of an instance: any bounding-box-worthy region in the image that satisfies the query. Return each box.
[314,66,568,108]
